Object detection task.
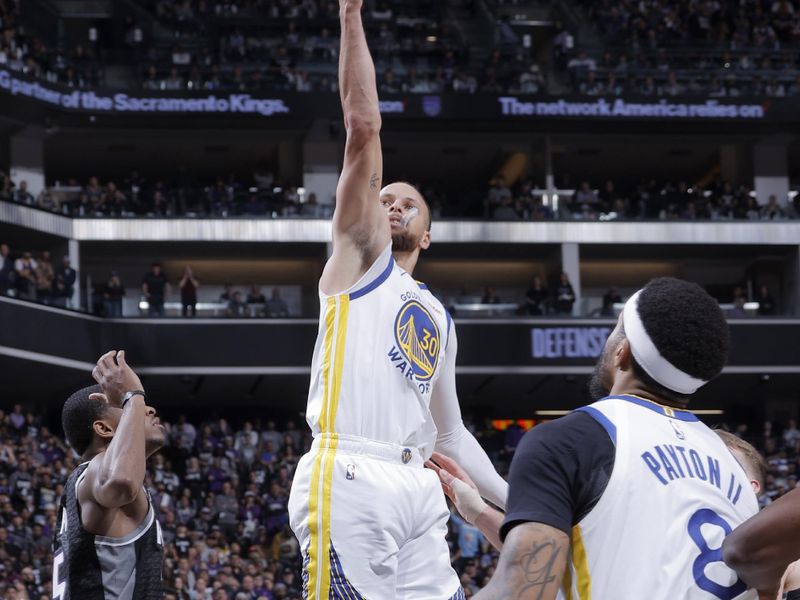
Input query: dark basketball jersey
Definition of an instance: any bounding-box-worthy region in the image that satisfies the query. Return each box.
[52,462,164,600]
[787,589,800,600]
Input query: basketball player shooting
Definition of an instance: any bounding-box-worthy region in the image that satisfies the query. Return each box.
[54,351,166,599]
[287,1,508,598]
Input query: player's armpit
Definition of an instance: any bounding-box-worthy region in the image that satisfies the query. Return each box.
[473,522,569,600]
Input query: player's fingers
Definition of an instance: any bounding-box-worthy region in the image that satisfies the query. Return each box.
[442,486,455,502]
[98,350,116,371]
[117,350,128,368]
[431,451,460,474]
[438,468,456,486]
[92,365,102,383]
[88,393,109,404]
[424,459,441,474]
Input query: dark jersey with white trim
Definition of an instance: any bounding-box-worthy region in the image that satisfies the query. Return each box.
[52,462,164,600]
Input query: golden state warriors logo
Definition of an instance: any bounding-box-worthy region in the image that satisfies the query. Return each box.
[392,300,440,381]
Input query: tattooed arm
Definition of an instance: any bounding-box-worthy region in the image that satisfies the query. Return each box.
[474,523,569,600]
[320,0,389,295]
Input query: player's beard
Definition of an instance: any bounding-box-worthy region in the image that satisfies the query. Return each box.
[588,349,612,401]
[391,231,418,253]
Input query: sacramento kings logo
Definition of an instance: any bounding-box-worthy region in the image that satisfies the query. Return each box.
[422,95,442,117]
[393,300,440,381]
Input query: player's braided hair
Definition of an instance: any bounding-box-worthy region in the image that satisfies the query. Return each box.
[629,277,729,403]
[62,384,107,456]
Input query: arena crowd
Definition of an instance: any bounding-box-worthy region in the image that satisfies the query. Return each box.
[0,404,797,598]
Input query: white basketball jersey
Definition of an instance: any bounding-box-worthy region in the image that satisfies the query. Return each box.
[560,395,758,600]
[305,243,451,457]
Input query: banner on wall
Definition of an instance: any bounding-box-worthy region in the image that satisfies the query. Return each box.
[0,67,782,123]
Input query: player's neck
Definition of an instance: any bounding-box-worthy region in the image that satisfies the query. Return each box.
[392,249,420,274]
[609,380,689,410]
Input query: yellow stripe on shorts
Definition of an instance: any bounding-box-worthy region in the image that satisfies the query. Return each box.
[307,296,349,600]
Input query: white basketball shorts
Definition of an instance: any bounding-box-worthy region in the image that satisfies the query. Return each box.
[288,434,465,600]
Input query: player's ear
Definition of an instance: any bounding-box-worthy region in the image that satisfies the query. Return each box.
[419,230,431,250]
[93,418,115,440]
[750,479,761,495]
[615,337,632,371]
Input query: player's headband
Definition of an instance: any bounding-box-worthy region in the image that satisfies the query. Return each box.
[623,290,707,395]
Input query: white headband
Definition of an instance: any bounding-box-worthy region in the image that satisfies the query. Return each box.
[623,290,707,395]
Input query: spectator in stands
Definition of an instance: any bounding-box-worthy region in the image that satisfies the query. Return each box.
[299,193,323,218]
[247,285,266,306]
[166,67,186,91]
[492,196,520,220]
[80,176,104,216]
[572,181,599,215]
[486,175,512,218]
[450,511,486,573]
[143,262,170,317]
[638,76,657,96]
[13,251,37,300]
[516,64,544,94]
[180,266,200,317]
[597,180,617,213]
[0,171,12,201]
[219,284,234,303]
[103,181,128,216]
[37,186,59,212]
[227,290,246,317]
[242,192,266,216]
[601,287,622,316]
[265,288,288,318]
[208,177,234,216]
[481,286,501,304]
[761,195,786,220]
[103,271,125,317]
[757,284,777,316]
[729,285,748,317]
[12,180,33,205]
[0,242,13,295]
[567,51,595,85]
[34,251,54,303]
[523,276,548,315]
[579,70,601,95]
[555,271,576,314]
[662,71,685,96]
[53,255,77,308]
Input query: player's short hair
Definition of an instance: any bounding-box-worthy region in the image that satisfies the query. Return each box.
[715,430,767,491]
[628,277,729,403]
[62,384,108,456]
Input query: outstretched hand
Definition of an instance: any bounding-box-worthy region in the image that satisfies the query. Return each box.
[339,0,363,11]
[426,451,488,524]
[91,350,144,408]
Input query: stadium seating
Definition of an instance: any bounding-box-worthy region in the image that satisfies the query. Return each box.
[0,406,795,598]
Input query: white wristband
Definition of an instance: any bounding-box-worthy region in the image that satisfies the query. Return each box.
[452,478,488,525]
